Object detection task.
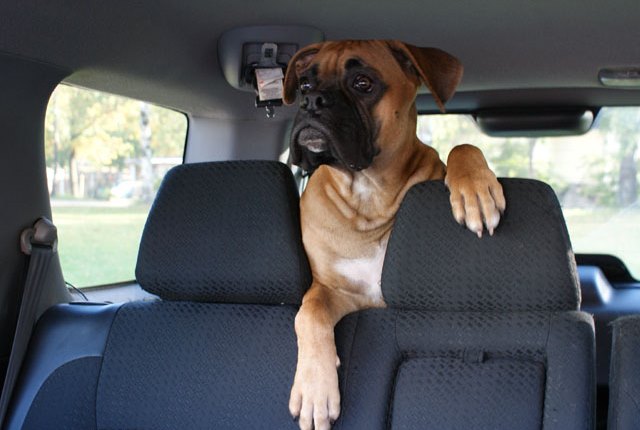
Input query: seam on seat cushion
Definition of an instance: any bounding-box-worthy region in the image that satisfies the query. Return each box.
[93,303,124,429]
[336,312,360,430]
[392,309,401,355]
[386,353,404,429]
[540,312,553,425]
[386,309,402,429]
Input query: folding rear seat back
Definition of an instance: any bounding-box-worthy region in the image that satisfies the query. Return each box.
[5,169,596,430]
[608,315,640,430]
[5,161,310,430]
[334,179,595,430]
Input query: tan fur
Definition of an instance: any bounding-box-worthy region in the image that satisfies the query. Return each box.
[285,40,505,430]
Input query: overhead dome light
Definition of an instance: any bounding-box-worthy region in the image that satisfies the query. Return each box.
[598,68,640,88]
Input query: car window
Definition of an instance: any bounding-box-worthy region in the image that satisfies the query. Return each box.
[418,107,640,279]
[45,84,187,288]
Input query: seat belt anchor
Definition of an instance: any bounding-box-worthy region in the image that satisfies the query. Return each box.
[19,217,58,255]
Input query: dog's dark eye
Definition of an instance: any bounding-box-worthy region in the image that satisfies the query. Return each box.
[352,74,373,93]
[299,78,313,94]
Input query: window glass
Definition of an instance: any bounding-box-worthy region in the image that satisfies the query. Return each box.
[417,107,640,279]
[45,85,187,287]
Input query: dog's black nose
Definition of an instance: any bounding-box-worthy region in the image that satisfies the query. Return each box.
[300,91,333,112]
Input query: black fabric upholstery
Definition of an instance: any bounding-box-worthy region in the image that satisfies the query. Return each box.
[96,301,299,430]
[390,357,544,429]
[6,161,308,430]
[7,172,595,430]
[22,358,100,430]
[8,300,301,430]
[334,310,595,430]
[333,178,594,429]
[136,161,311,304]
[608,315,640,430]
[382,179,580,311]
[5,303,120,430]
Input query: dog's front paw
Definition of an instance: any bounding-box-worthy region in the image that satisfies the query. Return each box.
[445,167,505,237]
[289,355,341,430]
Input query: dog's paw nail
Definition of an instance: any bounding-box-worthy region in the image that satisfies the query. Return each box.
[476,230,482,239]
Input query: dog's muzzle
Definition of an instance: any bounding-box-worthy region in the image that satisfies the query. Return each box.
[297,127,329,153]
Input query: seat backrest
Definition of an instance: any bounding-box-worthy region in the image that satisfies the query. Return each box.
[5,161,311,430]
[334,179,595,430]
[608,315,640,430]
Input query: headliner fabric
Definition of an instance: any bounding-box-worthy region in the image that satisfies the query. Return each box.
[135,161,311,304]
[382,179,580,311]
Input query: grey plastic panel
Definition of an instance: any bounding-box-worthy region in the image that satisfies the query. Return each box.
[0,53,70,385]
[475,109,595,137]
[184,115,293,162]
[218,25,324,91]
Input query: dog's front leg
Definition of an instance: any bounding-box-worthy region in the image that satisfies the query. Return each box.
[445,143,506,237]
[290,282,356,430]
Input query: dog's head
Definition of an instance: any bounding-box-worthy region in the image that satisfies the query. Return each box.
[283,40,463,173]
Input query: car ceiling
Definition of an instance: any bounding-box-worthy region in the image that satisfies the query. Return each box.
[1,0,640,119]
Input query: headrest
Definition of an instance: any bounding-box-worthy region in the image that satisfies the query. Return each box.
[135,161,311,304]
[382,179,580,311]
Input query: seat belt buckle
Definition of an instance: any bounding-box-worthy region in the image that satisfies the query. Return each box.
[20,217,58,255]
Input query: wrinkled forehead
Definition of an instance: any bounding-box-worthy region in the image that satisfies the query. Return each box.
[301,40,401,79]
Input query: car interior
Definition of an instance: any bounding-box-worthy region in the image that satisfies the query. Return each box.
[1,0,640,429]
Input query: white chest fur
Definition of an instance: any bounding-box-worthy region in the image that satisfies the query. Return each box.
[332,241,387,303]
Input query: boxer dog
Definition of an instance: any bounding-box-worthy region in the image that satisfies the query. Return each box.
[283,40,505,430]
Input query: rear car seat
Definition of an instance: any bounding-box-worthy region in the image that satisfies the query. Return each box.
[4,161,310,429]
[608,315,640,429]
[5,165,596,430]
[334,179,596,429]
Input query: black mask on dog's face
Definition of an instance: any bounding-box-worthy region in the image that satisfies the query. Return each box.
[288,59,386,174]
[284,41,464,174]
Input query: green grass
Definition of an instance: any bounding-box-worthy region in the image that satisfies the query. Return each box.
[52,203,151,287]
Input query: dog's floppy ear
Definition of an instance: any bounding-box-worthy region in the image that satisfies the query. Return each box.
[283,43,323,105]
[386,40,463,113]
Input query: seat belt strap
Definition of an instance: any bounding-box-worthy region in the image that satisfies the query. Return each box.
[0,217,57,427]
